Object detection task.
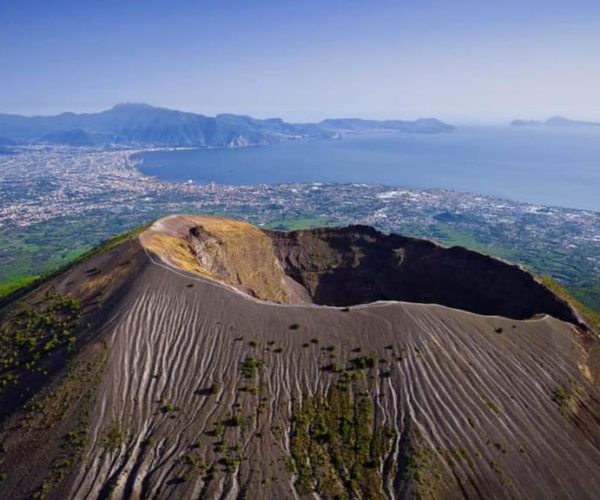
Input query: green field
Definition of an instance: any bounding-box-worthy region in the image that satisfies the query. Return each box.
[0,275,39,297]
[415,223,517,261]
[264,217,340,231]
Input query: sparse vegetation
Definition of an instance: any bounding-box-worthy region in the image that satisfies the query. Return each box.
[349,356,375,370]
[103,422,124,452]
[568,376,585,396]
[288,375,395,498]
[493,441,507,454]
[489,460,515,490]
[22,341,107,499]
[213,420,225,438]
[481,395,501,414]
[227,414,243,427]
[552,386,572,408]
[402,430,444,498]
[0,288,85,395]
[241,356,264,378]
[220,453,243,473]
[322,362,342,373]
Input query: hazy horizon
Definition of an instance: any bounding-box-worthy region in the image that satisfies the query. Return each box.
[2,0,600,123]
[0,101,595,128]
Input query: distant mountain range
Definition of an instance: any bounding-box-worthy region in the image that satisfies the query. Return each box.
[511,115,600,128]
[0,103,453,147]
[319,117,453,134]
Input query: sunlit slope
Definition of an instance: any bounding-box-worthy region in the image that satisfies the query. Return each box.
[140,214,296,303]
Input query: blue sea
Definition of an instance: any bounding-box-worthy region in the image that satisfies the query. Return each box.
[135,126,600,212]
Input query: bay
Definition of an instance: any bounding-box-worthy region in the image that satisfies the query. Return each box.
[135,126,600,211]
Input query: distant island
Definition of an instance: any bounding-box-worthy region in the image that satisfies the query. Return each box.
[0,103,454,148]
[511,115,600,128]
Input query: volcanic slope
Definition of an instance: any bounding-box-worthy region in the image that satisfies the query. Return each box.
[0,214,599,500]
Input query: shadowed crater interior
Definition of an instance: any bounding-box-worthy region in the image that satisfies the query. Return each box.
[267,225,582,324]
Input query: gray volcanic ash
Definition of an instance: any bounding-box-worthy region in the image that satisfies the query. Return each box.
[0,214,598,499]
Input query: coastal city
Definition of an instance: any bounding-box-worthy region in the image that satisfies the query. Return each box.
[1,145,599,310]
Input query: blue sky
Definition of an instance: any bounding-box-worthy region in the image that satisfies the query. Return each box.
[2,0,600,123]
